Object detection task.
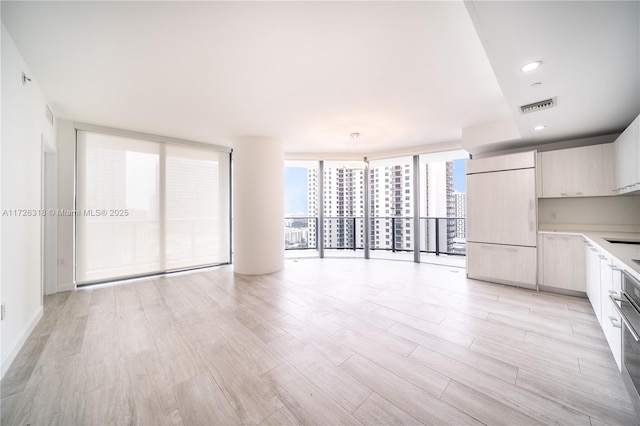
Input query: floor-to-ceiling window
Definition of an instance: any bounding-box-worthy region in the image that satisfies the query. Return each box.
[284,151,468,265]
[76,127,231,284]
[418,151,469,263]
[284,160,319,257]
[368,156,415,261]
[322,161,365,255]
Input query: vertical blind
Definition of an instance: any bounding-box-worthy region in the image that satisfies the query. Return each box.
[76,129,230,284]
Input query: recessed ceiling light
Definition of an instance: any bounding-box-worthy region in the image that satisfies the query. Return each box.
[534,125,546,131]
[530,82,543,88]
[521,61,542,72]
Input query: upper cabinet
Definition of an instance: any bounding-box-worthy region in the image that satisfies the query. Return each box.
[614,115,640,194]
[538,144,615,198]
[537,114,639,198]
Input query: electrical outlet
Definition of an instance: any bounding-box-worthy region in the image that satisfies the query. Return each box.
[58,258,65,266]
[1,304,6,321]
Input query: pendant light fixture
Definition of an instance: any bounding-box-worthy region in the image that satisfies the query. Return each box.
[342,132,368,170]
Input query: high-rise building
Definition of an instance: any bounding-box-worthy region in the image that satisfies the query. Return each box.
[369,162,413,250]
[304,159,456,253]
[421,160,455,253]
[307,167,365,249]
[452,190,466,239]
[284,216,310,249]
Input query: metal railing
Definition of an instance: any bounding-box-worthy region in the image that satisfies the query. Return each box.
[419,217,466,256]
[284,216,466,255]
[324,217,364,250]
[284,216,318,250]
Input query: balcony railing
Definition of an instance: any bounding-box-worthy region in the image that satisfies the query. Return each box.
[284,217,318,250]
[284,216,466,255]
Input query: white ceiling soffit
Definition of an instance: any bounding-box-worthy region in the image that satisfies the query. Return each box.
[465,0,640,152]
[1,1,512,154]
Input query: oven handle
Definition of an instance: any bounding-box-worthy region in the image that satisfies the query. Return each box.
[609,295,640,342]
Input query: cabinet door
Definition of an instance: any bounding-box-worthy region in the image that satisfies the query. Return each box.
[600,255,622,371]
[467,168,536,246]
[540,145,604,197]
[615,124,631,191]
[615,127,627,191]
[540,150,568,197]
[602,143,616,195]
[630,115,640,190]
[614,115,640,193]
[585,242,602,324]
[542,234,585,291]
[577,145,607,196]
[467,242,537,287]
[604,260,623,371]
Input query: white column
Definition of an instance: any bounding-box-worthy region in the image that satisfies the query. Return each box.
[233,136,284,275]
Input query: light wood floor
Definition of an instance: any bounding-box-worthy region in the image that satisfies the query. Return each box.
[2,258,639,425]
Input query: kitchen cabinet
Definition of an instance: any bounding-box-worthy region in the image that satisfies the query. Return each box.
[549,234,628,372]
[602,143,616,195]
[539,144,615,198]
[467,242,537,287]
[540,234,585,292]
[600,256,623,371]
[585,240,602,323]
[614,114,640,194]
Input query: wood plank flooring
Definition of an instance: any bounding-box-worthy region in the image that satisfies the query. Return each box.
[2,258,639,425]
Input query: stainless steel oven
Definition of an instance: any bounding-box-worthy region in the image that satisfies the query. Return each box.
[613,270,640,416]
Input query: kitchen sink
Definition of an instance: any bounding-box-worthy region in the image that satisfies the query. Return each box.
[604,238,640,245]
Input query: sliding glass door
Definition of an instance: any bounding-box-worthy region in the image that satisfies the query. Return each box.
[76,128,230,284]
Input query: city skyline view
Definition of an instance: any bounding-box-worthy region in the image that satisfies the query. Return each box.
[285,158,467,215]
[284,156,467,255]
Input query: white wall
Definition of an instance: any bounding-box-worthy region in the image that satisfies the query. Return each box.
[538,195,640,231]
[56,120,75,291]
[1,23,56,377]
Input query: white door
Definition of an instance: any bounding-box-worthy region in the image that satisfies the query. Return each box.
[466,168,536,247]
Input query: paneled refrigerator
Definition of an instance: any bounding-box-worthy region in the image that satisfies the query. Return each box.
[465,151,537,289]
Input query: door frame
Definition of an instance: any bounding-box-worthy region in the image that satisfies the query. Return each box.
[41,137,58,296]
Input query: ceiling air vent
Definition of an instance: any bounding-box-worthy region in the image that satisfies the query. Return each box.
[519,97,556,114]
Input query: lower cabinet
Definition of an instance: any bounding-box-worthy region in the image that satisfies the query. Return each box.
[584,240,623,371]
[539,233,623,372]
[467,242,537,288]
[585,241,602,324]
[540,234,585,291]
[601,258,623,371]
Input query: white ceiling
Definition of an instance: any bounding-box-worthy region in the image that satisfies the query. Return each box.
[1,1,638,155]
[467,0,640,152]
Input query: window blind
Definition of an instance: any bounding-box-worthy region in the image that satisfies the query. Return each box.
[76,129,230,284]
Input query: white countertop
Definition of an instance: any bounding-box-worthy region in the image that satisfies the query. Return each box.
[539,226,640,281]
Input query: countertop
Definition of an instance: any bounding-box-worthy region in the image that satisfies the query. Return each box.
[538,225,640,281]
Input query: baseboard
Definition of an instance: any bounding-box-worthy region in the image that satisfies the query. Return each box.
[56,282,75,292]
[538,284,588,298]
[467,273,538,291]
[1,306,44,379]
